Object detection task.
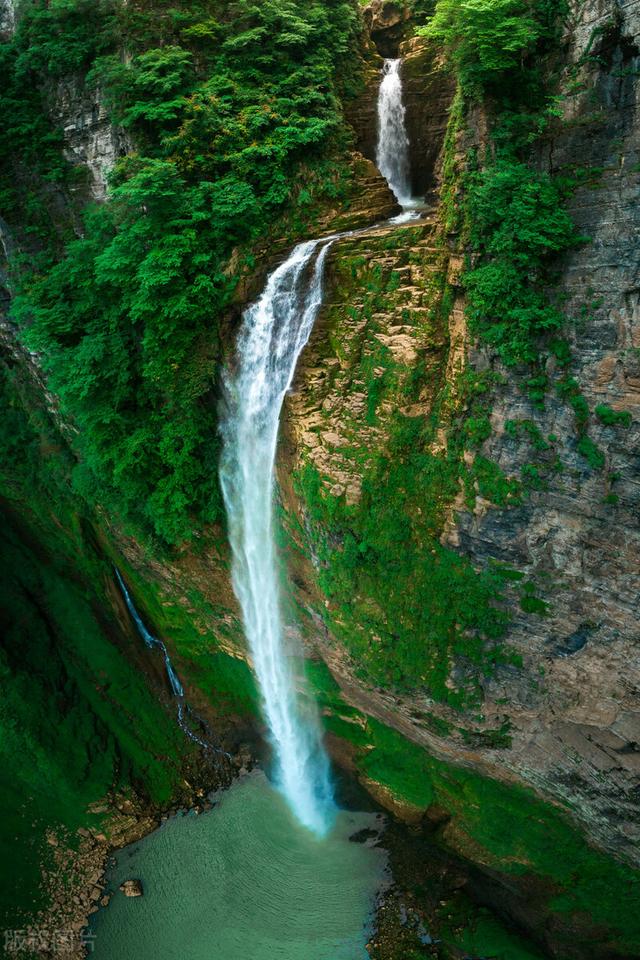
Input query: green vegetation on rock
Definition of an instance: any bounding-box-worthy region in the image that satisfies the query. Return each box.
[312,665,640,955]
[4,0,364,545]
[289,238,517,707]
[464,160,578,366]
[0,359,187,928]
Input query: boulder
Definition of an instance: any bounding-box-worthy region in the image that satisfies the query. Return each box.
[119,879,143,897]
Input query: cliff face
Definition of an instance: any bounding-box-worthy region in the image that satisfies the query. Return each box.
[283,215,445,506]
[0,0,15,38]
[280,0,640,874]
[49,77,131,202]
[445,0,640,858]
[1,0,126,205]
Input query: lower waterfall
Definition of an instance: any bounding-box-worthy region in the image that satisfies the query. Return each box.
[219,239,336,834]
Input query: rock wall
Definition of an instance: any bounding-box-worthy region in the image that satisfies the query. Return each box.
[48,78,132,202]
[1,0,127,202]
[285,0,640,871]
[399,35,456,197]
[0,0,15,39]
[443,0,640,861]
[363,0,411,58]
[344,44,384,170]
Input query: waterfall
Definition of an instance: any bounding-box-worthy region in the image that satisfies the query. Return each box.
[376,58,414,208]
[218,55,420,836]
[219,239,335,835]
[114,567,231,757]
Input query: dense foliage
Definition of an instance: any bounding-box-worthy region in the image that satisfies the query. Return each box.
[422,0,540,96]
[424,0,581,368]
[4,0,362,543]
[421,0,567,99]
[464,161,577,364]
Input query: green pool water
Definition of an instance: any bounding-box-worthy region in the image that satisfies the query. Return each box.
[91,771,388,960]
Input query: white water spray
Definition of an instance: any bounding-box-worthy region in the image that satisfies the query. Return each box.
[220,239,336,835]
[376,58,414,208]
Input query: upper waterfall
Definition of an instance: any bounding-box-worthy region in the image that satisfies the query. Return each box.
[219,238,336,835]
[376,58,414,207]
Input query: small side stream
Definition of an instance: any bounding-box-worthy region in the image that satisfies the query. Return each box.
[90,771,387,960]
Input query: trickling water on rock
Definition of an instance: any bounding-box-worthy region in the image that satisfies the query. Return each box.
[220,239,336,835]
[115,568,185,697]
[115,568,230,757]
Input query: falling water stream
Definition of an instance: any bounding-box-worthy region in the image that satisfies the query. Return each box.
[219,238,337,834]
[376,58,413,207]
[219,54,420,835]
[92,54,420,960]
[114,568,230,756]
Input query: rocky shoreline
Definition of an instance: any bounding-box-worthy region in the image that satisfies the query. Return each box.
[27,743,254,960]
[23,739,550,960]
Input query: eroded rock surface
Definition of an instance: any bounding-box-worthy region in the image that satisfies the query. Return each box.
[48,78,132,202]
[285,0,640,867]
[0,0,15,38]
[284,215,445,505]
[363,0,410,58]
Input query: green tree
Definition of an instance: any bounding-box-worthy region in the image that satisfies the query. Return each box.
[420,0,538,95]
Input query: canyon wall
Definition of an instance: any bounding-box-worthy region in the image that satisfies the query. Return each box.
[448,0,640,860]
[283,0,640,870]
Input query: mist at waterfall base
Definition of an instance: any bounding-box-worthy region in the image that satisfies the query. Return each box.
[91,772,388,960]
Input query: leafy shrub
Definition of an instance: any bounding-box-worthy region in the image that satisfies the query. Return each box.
[595,403,632,427]
[577,435,605,470]
[556,376,589,429]
[464,161,578,365]
[15,0,116,77]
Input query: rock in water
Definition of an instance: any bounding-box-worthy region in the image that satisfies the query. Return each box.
[120,879,143,897]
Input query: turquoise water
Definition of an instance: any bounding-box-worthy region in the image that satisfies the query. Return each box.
[91,772,387,960]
